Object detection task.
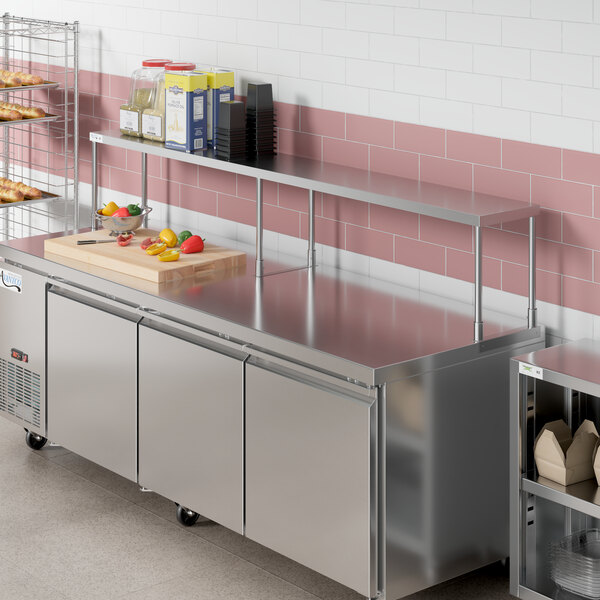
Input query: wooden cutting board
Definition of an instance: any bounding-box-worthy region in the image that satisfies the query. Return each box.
[44,229,246,283]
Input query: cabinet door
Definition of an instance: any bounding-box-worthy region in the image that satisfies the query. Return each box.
[245,362,376,597]
[138,324,243,534]
[47,289,137,481]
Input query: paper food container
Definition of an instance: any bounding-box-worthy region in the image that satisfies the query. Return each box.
[594,440,600,486]
[534,419,599,486]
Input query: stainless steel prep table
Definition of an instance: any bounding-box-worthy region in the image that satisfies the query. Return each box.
[0,231,545,599]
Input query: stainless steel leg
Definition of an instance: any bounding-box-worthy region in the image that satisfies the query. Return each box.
[141,152,148,227]
[308,189,316,268]
[73,21,80,230]
[256,177,264,277]
[306,267,315,346]
[254,275,263,330]
[474,225,483,342]
[91,140,98,231]
[528,216,537,328]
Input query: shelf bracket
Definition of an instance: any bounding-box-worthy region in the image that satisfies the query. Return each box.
[528,216,537,329]
[308,189,316,268]
[256,177,264,277]
[474,225,483,342]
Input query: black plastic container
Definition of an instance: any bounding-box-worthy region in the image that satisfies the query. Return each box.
[246,82,273,111]
[218,101,246,130]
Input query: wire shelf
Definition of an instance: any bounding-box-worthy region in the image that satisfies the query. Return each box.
[0,81,59,93]
[0,113,59,127]
[0,14,79,242]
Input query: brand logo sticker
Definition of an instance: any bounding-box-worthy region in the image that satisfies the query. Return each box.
[519,362,543,380]
[0,269,22,294]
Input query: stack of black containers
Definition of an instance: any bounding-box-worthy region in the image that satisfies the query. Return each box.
[215,101,247,161]
[246,82,276,158]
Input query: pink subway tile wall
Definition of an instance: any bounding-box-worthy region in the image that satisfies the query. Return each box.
[74,70,600,316]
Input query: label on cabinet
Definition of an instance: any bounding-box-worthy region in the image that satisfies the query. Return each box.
[0,269,22,294]
[519,362,543,380]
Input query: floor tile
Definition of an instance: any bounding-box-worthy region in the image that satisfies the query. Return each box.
[0,417,514,600]
[0,561,68,600]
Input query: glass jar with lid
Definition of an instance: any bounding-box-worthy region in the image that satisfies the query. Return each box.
[120,59,171,137]
[142,62,195,142]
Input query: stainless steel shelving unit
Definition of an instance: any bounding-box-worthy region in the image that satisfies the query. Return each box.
[511,339,600,600]
[89,129,541,342]
[0,14,79,240]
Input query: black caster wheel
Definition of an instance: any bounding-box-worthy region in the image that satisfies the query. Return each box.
[25,430,47,450]
[176,504,200,526]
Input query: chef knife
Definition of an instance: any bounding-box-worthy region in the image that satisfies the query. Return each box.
[77,239,118,245]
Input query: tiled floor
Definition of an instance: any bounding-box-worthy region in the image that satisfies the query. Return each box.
[0,418,512,600]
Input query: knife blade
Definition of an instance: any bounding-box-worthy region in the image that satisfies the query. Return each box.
[77,239,117,245]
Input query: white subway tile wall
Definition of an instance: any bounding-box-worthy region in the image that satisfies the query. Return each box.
[10,0,600,152]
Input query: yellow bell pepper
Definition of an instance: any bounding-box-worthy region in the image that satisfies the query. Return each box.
[146,242,167,256]
[158,249,180,262]
[159,228,178,248]
[101,201,119,216]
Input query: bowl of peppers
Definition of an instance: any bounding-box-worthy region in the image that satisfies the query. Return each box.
[96,202,152,235]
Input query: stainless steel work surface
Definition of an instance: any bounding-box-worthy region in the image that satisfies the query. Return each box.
[514,339,600,394]
[91,130,539,227]
[2,230,531,382]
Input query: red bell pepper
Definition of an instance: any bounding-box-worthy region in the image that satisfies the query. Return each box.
[140,236,159,250]
[112,207,131,217]
[117,233,133,246]
[180,235,205,254]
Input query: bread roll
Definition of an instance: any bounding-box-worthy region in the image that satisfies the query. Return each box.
[0,177,42,199]
[0,101,45,119]
[0,75,22,87]
[16,105,45,118]
[0,186,24,203]
[0,81,5,89]
[0,108,21,121]
[15,72,44,85]
[0,70,41,86]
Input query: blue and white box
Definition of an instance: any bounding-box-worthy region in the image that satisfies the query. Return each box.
[165,71,208,153]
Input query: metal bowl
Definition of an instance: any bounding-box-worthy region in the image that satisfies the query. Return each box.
[96,206,152,235]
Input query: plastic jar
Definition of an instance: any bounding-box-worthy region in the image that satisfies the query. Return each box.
[142,62,195,142]
[120,59,171,137]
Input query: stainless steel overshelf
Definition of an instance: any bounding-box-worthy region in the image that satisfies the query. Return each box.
[90,130,539,228]
[522,475,600,520]
[90,129,540,341]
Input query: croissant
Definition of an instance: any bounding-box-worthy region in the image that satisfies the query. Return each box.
[0,108,21,121]
[0,186,24,203]
[0,101,45,119]
[0,177,42,199]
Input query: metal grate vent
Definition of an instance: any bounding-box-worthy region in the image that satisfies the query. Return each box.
[0,358,41,427]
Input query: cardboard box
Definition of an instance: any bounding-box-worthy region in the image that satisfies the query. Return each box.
[199,69,234,148]
[534,419,599,486]
[165,71,207,153]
